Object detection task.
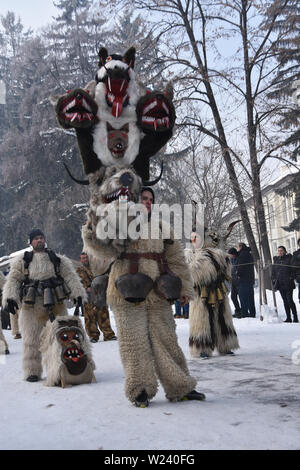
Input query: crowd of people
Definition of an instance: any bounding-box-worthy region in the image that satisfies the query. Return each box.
[0,188,299,404]
[228,239,300,322]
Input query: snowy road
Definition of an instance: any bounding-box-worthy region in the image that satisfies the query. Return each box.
[0,297,299,450]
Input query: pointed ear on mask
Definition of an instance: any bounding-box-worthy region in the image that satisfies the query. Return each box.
[123,47,136,69]
[49,94,62,107]
[98,47,108,66]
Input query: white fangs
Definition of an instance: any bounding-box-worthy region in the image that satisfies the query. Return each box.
[141,116,170,128]
[63,99,76,113]
[162,102,169,114]
[143,99,158,114]
[82,98,92,113]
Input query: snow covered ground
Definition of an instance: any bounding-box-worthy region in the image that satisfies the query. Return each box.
[0,290,299,451]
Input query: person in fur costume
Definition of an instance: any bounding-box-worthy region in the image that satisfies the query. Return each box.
[0,271,9,355]
[51,46,205,406]
[39,315,96,387]
[185,229,239,359]
[82,167,205,407]
[76,252,117,342]
[2,229,86,381]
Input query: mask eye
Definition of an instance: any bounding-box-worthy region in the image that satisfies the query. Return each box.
[74,333,80,340]
[60,333,69,342]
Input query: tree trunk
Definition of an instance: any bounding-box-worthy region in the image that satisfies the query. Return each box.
[178,0,260,261]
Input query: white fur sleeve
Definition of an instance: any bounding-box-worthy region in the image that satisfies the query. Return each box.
[59,255,87,302]
[2,256,24,307]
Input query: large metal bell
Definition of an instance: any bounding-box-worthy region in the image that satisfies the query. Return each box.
[154,274,182,301]
[90,274,109,308]
[115,273,154,303]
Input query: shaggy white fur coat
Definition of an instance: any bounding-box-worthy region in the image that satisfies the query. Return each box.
[83,217,197,402]
[185,247,239,357]
[2,251,86,379]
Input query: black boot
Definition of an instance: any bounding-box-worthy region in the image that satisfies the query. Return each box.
[284,318,292,323]
[26,375,39,382]
[293,314,299,323]
[181,390,206,401]
[134,389,149,408]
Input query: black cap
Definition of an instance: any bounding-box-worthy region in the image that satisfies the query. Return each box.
[28,229,45,244]
[228,248,238,255]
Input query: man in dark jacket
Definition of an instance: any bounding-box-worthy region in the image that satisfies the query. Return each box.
[291,238,300,305]
[235,243,256,318]
[272,246,298,323]
[228,248,242,318]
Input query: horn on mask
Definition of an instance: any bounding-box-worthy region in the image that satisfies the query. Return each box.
[63,163,89,185]
[142,162,163,186]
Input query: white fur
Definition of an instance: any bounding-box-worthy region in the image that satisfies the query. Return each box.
[92,120,142,167]
[40,315,96,387]
[2,252,87,307]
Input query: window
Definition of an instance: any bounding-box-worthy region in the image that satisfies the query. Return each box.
[291,238,296,252]
[269,204,276,228]
[282,198,288,223]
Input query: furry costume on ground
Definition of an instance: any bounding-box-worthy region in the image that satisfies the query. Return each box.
[0,271,9,354]
[186,229,240,358]
[2,249,86,380]
[40,315,96,387]
[51,47,204,406]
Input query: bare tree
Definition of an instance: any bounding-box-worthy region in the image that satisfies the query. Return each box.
[125,0,300,267]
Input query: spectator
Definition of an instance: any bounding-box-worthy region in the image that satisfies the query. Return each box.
[2,229,86,382]
[228,248,242,318]
[76,252,117,343]
[272,246,298,323]
[236,243,256,318]
[291,238,300,305]
[174,300,189,319]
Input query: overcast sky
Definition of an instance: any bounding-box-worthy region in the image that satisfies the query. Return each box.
[0,0,58,31]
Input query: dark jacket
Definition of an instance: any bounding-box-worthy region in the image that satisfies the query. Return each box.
[272,254,295,291]
[235,246,255,284]
[230,257,239,287]
[291,249,300,283]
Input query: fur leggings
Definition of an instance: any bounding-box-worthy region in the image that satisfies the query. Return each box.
[112,300,196,403]
[19,301,67,380]
[189,296,239,357]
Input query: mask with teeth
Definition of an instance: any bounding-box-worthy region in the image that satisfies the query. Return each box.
[50,46,176,181]
[40,315,96,387]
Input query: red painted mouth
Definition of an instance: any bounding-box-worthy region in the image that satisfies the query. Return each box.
[104,186,134,203]
[63,347,83,363]
[105,77,129,118]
